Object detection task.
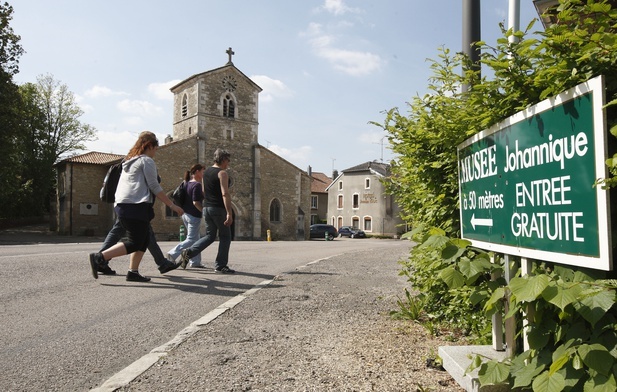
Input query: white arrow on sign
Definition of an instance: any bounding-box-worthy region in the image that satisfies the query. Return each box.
[471,214,493,230]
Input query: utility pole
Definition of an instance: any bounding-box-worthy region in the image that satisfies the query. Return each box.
[462,0,481,92]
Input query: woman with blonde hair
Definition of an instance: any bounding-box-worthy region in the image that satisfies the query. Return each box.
[89,131,183,282]
[167,163,206,268]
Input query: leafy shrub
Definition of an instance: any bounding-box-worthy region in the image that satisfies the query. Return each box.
[384,0,617,390]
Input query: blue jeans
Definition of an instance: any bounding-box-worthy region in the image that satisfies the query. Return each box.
[100,219,171,269]
[187,206,231,269]
[167,213,202,266]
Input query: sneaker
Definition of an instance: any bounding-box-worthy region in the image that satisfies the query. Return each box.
[159,261,181,274]
[89,253,103,279]
[215,266,235,274]
[189,264,207,269]
[180,249,191,269]
[98,265,116,275]
[126,271,151,282]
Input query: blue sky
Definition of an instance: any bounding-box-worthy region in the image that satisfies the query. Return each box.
[11,0,541,175]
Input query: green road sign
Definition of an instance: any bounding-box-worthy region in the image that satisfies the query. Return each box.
[457,76,612,270]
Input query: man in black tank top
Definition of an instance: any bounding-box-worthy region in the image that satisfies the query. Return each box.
[180,148,235,273]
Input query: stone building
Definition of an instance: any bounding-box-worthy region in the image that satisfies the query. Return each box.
[308,169,332,225]
[54,151,124,236]
[326,161,405,237]
[54,49,311,241]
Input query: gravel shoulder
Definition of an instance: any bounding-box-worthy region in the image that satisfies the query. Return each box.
[120,241,465,392]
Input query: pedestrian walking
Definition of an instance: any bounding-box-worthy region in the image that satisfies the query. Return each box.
[180,148,235,273]
[167,164,207,268]
[88,131,184,282]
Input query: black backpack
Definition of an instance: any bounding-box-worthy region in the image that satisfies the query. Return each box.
[172,181,187,206]
[100,161,123,203]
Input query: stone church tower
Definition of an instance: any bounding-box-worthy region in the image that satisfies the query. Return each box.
[151,48,311,241]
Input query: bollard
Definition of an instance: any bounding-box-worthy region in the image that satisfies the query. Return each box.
[325,231,329,241]
[180,225,186,241]
[267,229,271,242]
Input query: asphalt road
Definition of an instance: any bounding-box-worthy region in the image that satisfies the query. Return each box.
[0,237,409,391]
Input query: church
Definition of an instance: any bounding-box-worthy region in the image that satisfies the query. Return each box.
[53,49,312,241]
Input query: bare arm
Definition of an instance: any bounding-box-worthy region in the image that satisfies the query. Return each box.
[218,170,233,226]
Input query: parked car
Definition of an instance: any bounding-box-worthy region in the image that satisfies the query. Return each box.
[337,226,366,238]
[309,224,337,240]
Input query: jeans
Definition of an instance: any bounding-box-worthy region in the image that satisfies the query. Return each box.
[167,213,202,266]
[100,219,171,269]
[187,206,231,269]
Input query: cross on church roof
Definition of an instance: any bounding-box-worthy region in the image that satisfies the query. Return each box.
[226,47,235,65]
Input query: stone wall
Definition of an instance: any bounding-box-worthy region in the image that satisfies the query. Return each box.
[56,163,115,236]
[259,147,310,240]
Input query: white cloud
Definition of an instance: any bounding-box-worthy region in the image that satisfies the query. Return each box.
[359,131,387,145]
[317,47,383,76]
[117,99,164,116]
[302,22,384,77]
[268,144,312,169]
[147,80,181,100]
[85,130,137,155]
[250,75,294,103]
[84,85,128,98]
[320,0,361,15]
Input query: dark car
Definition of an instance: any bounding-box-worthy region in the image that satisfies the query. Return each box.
[337,226,366,238]
[309,224,338,240]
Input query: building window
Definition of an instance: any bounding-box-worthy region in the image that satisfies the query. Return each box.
[181,94,188,118]
[311,214,319,225]
[365,178,370,189]
[188,126,192,135]
[223,94,235,118]
[337,216,343,229]
[269,198,281,222]
[311,195,318,209]
[364,217,372,231]
[338,181,343,190]
[352,216,359,229]
[352,193,359,209]
[337,195,343,209]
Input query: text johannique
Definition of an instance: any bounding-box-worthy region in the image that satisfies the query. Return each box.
[459,132,588,242]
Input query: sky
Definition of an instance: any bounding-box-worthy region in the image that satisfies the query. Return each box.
[11,0,542,175]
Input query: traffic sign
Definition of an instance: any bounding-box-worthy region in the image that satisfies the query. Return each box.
[457,76,612,270]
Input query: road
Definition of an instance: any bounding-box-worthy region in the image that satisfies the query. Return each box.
[0,238,409,391]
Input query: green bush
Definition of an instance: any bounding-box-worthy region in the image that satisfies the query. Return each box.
[384,0,617,390]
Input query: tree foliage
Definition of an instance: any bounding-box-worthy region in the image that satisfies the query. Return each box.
[0,1,24,219]
[385,0,617,390]
[0,2,97,219]
[16,74,97,215]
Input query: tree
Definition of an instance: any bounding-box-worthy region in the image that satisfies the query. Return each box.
[18,74,97,215]
[0,1,25,219]
[0,2,23,76]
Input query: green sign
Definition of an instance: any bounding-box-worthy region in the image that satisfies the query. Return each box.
[458,76,612,270]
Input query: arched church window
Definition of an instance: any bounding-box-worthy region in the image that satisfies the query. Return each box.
[223,94,235,118]
[269,198,281,222]
[181,94,188,118]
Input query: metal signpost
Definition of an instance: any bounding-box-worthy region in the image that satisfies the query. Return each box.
[458,76,612,271]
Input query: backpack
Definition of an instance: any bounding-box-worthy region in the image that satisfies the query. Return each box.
[172,181,187,206]
[100,161,123,203]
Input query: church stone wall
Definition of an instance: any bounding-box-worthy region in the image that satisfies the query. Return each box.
[259,147,310,241]
[149,138,200,239]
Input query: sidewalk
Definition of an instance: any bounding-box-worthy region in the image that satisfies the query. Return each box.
[103,242,463,392]
[0,223,103,245]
